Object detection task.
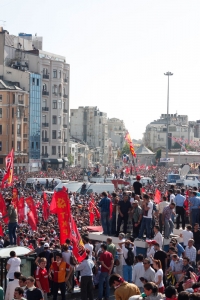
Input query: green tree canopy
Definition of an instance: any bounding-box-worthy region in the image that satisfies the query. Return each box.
[121,142,130,155]
[155,149,162,160]
[67,153,74,165]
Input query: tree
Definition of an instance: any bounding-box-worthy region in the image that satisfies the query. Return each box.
[67,153,74,166]
[121,142,130,155]
[155,149,162,160]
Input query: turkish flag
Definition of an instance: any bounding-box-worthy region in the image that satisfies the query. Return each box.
[0,193,9,224]
[27,211,37,231]
[25,197,38,224]
[154,189,161,204]
[70,216,86,263]
[43,192,49,221]
[18,197,25,223]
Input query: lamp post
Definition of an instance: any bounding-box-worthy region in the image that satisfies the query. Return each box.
[164,71,173,159]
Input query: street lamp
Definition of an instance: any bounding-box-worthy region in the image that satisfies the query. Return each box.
[164,71,173,159]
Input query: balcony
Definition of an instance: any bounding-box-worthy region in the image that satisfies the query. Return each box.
[64,78,68,83]
[42,91,49,96]
[53,92,58,96]
[42,138,49,142]
[41,153,48,158]
[42,107,49,112]
[63,109,68,113]
[43,74,49,79]
[42,123,49,127]
[18,100,24,105]
[23,118,28,122]
[63,94,68,98]
[64,139,67,142]
[23,134,28,138]
[63,124,68,128]
[59,93,62,97]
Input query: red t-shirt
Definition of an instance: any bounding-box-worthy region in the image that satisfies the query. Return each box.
[100,251,113,272]
[35,267,50,293]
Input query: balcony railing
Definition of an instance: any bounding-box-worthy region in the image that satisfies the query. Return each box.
[18,100,24,105]
[63,94,68,98]
[53,92,58,96]
[23,118,28,122]
[63,109,68,113]
[42,123,49,127]
[41,153,48,158]
[43,74,49,79]
[42,107,49,112]
[42,138,49,142]
[42,91,49,96]
[63,124,67,128]
[23,134,28,138]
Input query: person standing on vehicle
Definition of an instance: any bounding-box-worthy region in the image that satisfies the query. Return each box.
[133,175,143,198]
[1,198,18,245]
[116,192,132,236]
[138,194,153,240]
[98,191,112,235]
[174,189,185,229]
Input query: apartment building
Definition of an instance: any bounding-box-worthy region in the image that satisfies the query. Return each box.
[70,106,108,163]
[107,118,126,149]
[0,28,69,170]
[143,114,194,150]
[0,79,29,170]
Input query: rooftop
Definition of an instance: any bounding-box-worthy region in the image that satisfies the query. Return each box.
[0,79,22,90]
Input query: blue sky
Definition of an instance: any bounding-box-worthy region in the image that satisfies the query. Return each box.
[1,0,200,139]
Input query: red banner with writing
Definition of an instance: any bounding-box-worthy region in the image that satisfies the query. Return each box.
[25,196,38,225]
[18,197,25,223]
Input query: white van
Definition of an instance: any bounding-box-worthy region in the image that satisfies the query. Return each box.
[54,182,83,193]
[26,178,61,189]
[54,182,114,195]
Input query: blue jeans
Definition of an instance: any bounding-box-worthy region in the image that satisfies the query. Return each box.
[101,212,110,235]
[8,222,17,245]
[192,209,199,228]
[138,218,152,239]
[123,265,132,283]
[98,272,110,299]
[164,219,174,239]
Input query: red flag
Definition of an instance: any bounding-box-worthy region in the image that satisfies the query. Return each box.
[49,192,57,214]
[12,188,18,208]
[70,216,87,263]
[0,194,9,224]
[94,206,100,219]
[0,223,3,236]
[154,189,161,204]
[54,189,71,244]
[18,197,25,223]
[125,133,136,157]
[89,200,95,225]
[27,211,37,231]
[1,149,14,188]
[43,192,49,221]
[142,187,146,193]
[25,196,38,224]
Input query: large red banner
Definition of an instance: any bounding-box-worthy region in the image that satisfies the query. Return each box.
[0,194,8,224]
[18,197,25,223]
[25,196,38,225]
[70,216,87,263]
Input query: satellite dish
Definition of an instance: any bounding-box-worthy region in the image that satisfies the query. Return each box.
[180,165,190,177]
[99,166,105,176]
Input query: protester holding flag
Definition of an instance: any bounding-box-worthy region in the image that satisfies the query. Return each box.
[1,198,18,245]
[98,191,112,235]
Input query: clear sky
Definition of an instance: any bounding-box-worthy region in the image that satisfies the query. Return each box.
[1,0,200,140]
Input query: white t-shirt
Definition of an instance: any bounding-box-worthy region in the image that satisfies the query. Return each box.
[7,257,21,279]
[146,246,155,264]
[144,201,153,218]
[84,243,94,259]
[62,250,72,266]
[154,232,163,248]
[155,269,164,288]
[182,230,194,246]
[170,194,175,203]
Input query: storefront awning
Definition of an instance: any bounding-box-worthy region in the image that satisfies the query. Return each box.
[63,157,69,162]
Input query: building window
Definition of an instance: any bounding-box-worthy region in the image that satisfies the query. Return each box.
[52,85,57,94]
[13,94,15,104]
[43,68,48,75]
[12,124,14,134]
[0,108,2,118]
[0,158,3,164]
[58,116,61,125]
[52,146,56,155]
[0,125,2,135]
[59,70,61,78]
[71,112,74,116]
[52,130,56,139]
[52,116,57,124]
[17,141,21,151]
[0,95,2,102]
[17,124,21,135]
[12,108,14,118]
[43,83,47,91]
[32,78,35,85]
[37,79,39,86]
[42,146,44,153]
[53,100,57,109]
[58,130,61,138]
[0,142,2,151]
[58,100,62,109]
[53,70,57,78]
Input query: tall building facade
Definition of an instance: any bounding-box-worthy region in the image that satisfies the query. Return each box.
[107,118,126,149]
[0,28,70,169]
[0,78,29,170]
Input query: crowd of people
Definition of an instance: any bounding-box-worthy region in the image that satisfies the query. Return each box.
[1,165,200,300]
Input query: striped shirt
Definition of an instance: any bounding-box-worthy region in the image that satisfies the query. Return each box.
[50,261,70,283]
[163,206,173,221]
[185,246,196,263]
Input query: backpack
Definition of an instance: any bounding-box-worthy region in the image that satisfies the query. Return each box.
[124,248,134,266]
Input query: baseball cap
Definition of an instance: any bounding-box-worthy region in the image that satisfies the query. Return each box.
[146,240,157,245]
[44,243,49,248]
[136,175,141,180]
